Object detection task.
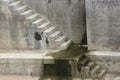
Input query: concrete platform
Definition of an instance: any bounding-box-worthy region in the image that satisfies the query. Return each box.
[0,49,54,76]
[0,49,81,77]
[87,51,120,73]
[0,49,53,59]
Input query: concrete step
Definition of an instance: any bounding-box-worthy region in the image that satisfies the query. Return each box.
[87,62,96,70]
[55,35,67,46]
[9,0,18,3]
[80,67,90,78]
[21,10,34,17]
[49,31,62,41]
[84,66,91,78]
[44,27,56,37]
[10,1,22,8]
[49,31,62,48]
[98,70,106,79]
[10,1,21,6]
[15,5,28,13]
[26,13,39,22]
[37,22,52,33]
[0,50,54,76]
[60,40,72,50]
[91,66,100,78]
[78,58,89,67]
[32,18,45,26]
[78,54,87,62]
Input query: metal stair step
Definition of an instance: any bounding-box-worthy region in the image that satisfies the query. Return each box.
[60,39,72,50]
[44,27,56,37]
[55,35,67,46]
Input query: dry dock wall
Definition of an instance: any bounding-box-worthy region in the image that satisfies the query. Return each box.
[0,0,85,49]
[86,0,120,51]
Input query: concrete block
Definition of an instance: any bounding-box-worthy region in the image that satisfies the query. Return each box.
[24,63,43,76]
[8,63,24,75]
[0,59,8,63]
[8,59,24,63]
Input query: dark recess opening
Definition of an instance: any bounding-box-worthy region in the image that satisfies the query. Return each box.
[81,32,87,45]
[34,32,42,41]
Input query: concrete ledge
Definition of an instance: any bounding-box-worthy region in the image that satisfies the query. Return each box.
[0,50,54,76]
[87,51,120,73]
[88,51,120,61]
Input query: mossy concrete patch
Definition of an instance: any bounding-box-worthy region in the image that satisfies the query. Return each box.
[47,43,89,59]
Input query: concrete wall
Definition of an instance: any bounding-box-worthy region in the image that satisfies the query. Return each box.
[0,59,43,76]
[24,0,86,43]
[0,0,85,49]
[86,0,120,51]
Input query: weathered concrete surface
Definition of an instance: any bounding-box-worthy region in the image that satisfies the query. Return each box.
[0,0,85,49]
[24,0,85,43]
[0,50,53,76]
[86,0,120,51]
[0,50,81,78]
[0,74,119,80]
[0,75,39,80]
[0,50,80,77]
[87,51,120,73]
